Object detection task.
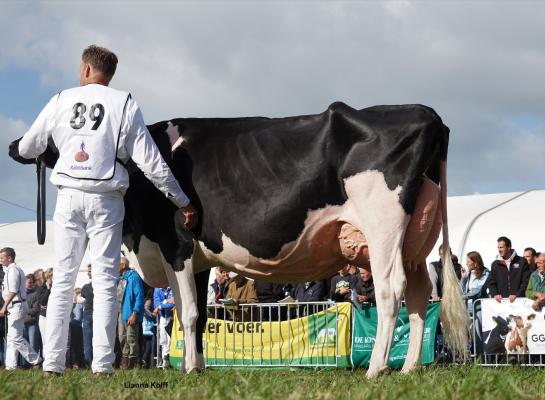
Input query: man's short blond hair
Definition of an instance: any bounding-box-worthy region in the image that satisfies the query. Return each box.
[82,45,118,78]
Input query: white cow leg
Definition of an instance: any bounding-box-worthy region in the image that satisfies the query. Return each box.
[366,240,406,379]
[165,257,204,374]
[401,263,432,374]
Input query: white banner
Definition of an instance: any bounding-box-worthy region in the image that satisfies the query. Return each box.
[481,298,545,355]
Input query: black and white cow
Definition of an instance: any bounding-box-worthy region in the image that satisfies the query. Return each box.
[10,102,468,378]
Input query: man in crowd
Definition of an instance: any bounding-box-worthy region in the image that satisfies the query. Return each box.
[0,248,42,370]
[12,45,197,375]
[207,267,230,305]
[355,268,375,305]
[153,286,175,368]
[226,273,258,321]
[488,236,531,303]
[80,264,93,367]
[292,280,326,316]
[523,247,537,273]
[526,252,545,311]
[24,274,42,364]
[427,245,462,300]
[118,257,144,369]
[329,264,359,302]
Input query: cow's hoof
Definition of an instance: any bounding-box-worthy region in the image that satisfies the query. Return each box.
[365,366,389,379]
[400,365,420,375]
[185,366,205,374]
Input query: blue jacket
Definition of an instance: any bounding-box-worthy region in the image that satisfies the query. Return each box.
[120,269,145,324]
[153,287,174,319]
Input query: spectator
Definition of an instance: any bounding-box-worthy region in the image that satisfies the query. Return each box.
[24,274,42,363]
[141,298,156,369]
[38,268,53,352]
[524,247,537,273]
[226,273,258,321]
[80,264,94,368]
[226,273,258,304]
[207,267,230,305]
[66,288,84,368]
[451,254,463,280]
[488,236,531,303]
[153,286,175,369]
[428,245,462,300]
[526,253,545,311]
[0,247,42,370]
[293,280,326,303]
[329,264,359,302]
[461,251,489,314]
[355,268,376,305]
[254,280,288,321]
[292,280,327,316]
[118,256,144,369]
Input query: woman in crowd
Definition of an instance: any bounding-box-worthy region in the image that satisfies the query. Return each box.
[461,251,490,313]
[38,268,53,350]
[461,250,489,355]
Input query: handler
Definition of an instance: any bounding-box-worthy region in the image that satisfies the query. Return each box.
[15,45,197,375]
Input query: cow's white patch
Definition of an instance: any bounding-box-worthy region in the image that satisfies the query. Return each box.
[122,234,170,288]
[166,121,184,151]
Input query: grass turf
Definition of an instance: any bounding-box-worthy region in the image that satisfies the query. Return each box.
[0,364,543,400]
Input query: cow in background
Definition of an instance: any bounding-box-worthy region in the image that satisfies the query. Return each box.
[10,102,468,378]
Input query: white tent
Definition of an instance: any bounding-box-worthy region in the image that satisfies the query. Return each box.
[1,189,544,287]
[434,189,545,268]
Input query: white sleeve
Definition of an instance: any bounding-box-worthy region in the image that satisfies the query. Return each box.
[123,99,190,208]
[427,263,439,298]
[18,95,58,159]
[6,268,21,295]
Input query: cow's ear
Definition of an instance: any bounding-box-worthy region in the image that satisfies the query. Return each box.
[9,138,36,165]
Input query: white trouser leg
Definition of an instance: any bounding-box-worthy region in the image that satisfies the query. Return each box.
[43,190,88,373]
[6,309,41,369]
[159,316,171,360]
[39,315,47,350]
[85,191,124,374]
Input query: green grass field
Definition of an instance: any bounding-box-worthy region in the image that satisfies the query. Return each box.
[0,364,544,400]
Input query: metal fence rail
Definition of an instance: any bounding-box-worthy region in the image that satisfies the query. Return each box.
[201,301,340,368]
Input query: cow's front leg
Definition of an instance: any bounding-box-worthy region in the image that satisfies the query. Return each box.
[163,222,205,373]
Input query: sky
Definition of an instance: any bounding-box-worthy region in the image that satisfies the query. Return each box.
[1,1,544,224]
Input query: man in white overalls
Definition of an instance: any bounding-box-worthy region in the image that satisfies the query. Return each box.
[16,45,198,375]
[0,247,42,370]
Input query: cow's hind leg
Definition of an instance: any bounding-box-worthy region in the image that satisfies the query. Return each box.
[401,262,432,374]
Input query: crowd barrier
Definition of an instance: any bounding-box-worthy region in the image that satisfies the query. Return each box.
[471,298,545,367]
[169,301,441,369]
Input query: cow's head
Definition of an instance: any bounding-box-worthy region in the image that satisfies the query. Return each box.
[492,316,511,336]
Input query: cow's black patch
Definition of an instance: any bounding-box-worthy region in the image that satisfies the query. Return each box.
[144,102,449,260]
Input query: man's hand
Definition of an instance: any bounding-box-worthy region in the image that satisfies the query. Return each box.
[152,306,161,316]
[181,203,198,230]
[357,295,367,303]
[494,294,502,303]
[0,307,6,317]
[127,312,138,326]
[166,298,175,304]
[508,294,516,303]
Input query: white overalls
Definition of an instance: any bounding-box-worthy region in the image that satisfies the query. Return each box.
[2,263,41,369]
[18,84,189,374]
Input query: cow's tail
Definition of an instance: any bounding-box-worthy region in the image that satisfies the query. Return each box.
[439,149,469,360]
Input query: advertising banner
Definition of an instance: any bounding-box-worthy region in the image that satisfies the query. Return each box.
[351,302,441,368]
[170,303,352,368]
[481,298,545,355]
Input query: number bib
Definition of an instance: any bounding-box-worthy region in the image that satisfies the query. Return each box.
[52,85,130,181]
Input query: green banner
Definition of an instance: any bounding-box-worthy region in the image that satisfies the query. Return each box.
[351,302,441,368]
